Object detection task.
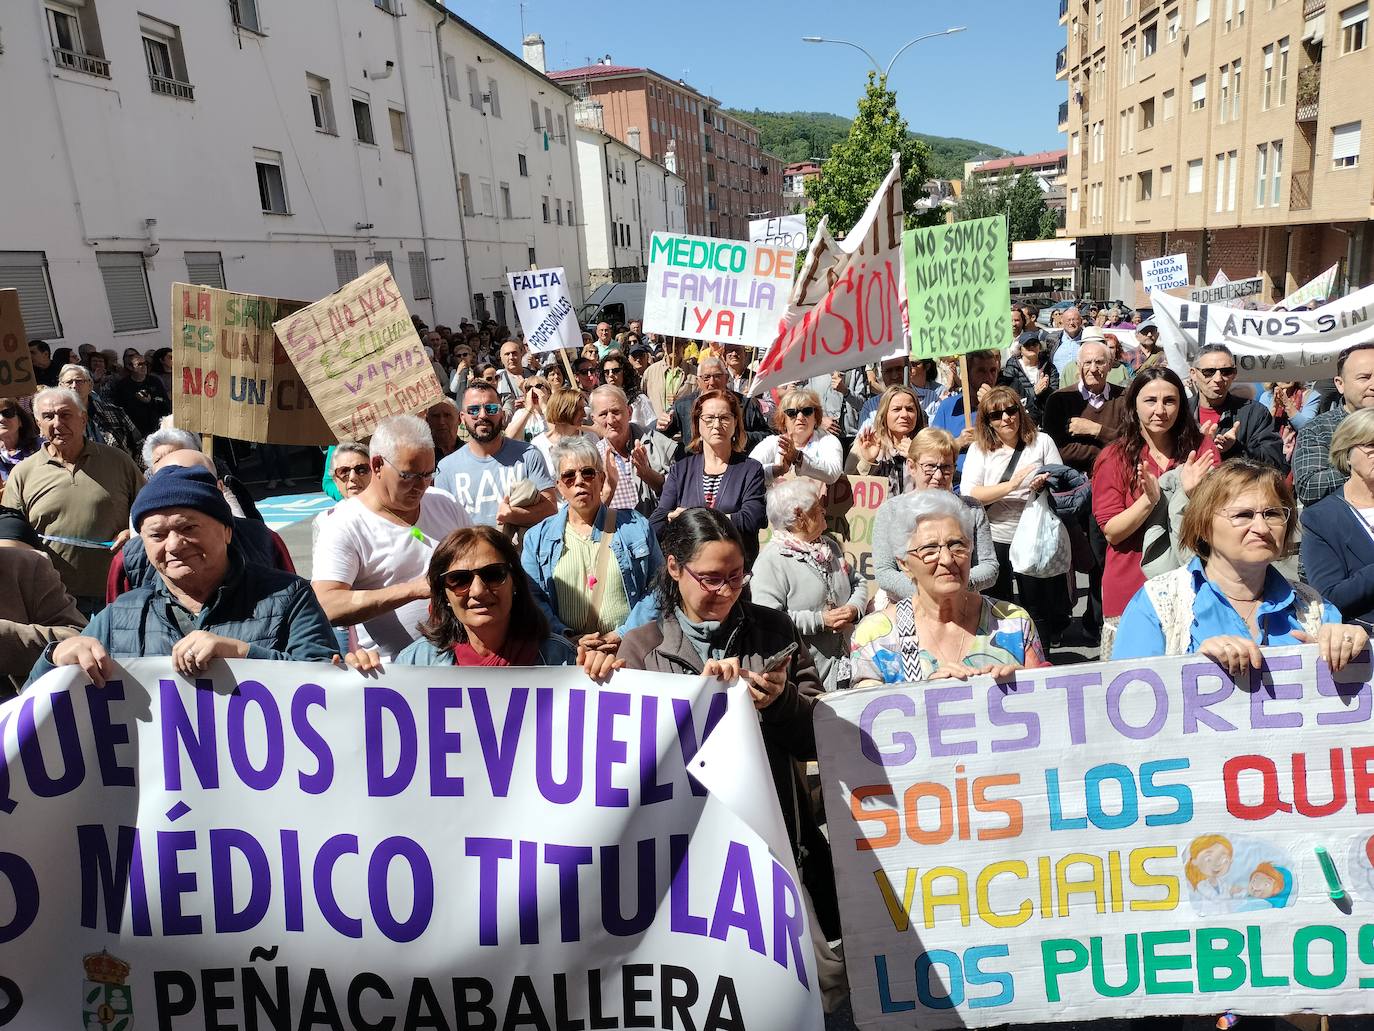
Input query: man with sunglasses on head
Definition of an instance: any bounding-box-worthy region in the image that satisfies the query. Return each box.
[1188,343,1286,471]
[312,415,472,661]
[436,382,557,530]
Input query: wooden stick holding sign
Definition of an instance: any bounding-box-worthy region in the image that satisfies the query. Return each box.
[959,354,973,427]
[559,346,577,386]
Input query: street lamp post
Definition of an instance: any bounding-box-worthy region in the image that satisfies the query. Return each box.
[801,27,966,78]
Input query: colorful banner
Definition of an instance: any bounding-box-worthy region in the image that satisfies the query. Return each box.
[1279,264,1340,309]
[0,289,36,400]
[903,215,1010,360]
[815,645,1374,1027]
[507,267,580,354]
[171,283,334,445]
[1151,284,1374,383]
[1142,254,1190,294]
[272,263,445,441]
[750,215,808,252]
[751,155,907,395]
[0,661,823,1029]
[643,232,795,349]
[1190,276,1265,305]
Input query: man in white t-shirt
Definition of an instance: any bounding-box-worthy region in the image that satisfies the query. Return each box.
[436,381,558,528]
[311,415,471,659]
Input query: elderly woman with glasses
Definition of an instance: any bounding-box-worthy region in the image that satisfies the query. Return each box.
[0,400,40,485]
[1115,459,1368,673]
[852,490,1048,688]
[1300,407,1374,628]
[56,363,141,458]
[521,437,662,672]
[749,386,842,486]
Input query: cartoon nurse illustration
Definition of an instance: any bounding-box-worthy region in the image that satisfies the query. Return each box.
[1185,834,1238,914]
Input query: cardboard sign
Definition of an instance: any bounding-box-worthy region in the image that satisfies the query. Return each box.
[0,289,36,399]
[903,215,1011,360]
[815,645,1374,1027]
[750,214,808,251]
[171,283,334,445]
[644,232,795,348]
[272,263,444,440]
[751,156,907,394]
[757,474,886,581]
[1141,254,1190,294]
[1151,285,1374,382]
[507,266,580,353]
[2,661,825,1030]
[1279,264,1340,309]
[1189,276,1265,305]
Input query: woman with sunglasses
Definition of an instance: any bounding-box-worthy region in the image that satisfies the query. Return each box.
[1115,460,1367,674]
[846,384,926,495]
[962,386,1069,643]
[599,349,655,428]
[0,400,40,485]
[749,387,842,486]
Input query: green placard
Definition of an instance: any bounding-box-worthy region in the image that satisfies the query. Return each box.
[903,215,1011,360]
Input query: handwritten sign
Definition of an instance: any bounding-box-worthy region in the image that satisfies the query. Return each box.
[816,645,1374,1027]
[903,215,1011,360]
[1142,253,1190,294]
[1190,276,1265,305]
[171,283,334,444]
[1,661,824,1030]
[272,263,444,440]
[758,474,886,580]
[1279,264,1339,309]
[507,266,580,353]
[750,214,808,251]
[644,232,794,348]
[0,289,36,399]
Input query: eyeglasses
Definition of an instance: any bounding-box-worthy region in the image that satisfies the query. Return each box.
[441,561,511,593]
[559,465,600,486]
[1220,506,1290,528]
[683,565,751,593]
[987,406,1021,420]
[783,406,817,419]
[59,379,88,388]
[907,539,972,564]
[381,455,435,482]
[465,403,502,417]
[1197,366,1237,378]
[914,461,955,477]
[700,414,735,425]
[333,464,370,480]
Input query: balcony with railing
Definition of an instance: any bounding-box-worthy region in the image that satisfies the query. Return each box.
[1304,0,1326,15]
[1056,47,1069,79]
[1058,101,1070,131]
[1291,169,1313,210]
[149,73,195,100]
[52,47,110,77]
[1296,63,1320,122]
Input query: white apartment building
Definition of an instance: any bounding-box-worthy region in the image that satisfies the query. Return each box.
[574,124,688,287]
[0,0,588,352]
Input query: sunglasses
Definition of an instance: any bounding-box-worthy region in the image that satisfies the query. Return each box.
[441,562,511,592]
[576,366,598,376]
[559,465,600,486]
[1198,366,1237,378]
[333,464,370,480]
[987,406,1021,420]
[783,406,818,419]
[381,455,435,482]
[465,403,502,416]
[602,365,624,375]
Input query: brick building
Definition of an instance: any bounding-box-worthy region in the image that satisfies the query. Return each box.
[547,61,784,240]
[1060,0,1374,305]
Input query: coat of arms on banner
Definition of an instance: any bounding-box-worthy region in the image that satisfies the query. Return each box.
[82,950,134,1030]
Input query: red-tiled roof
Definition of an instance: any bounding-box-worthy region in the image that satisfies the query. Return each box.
[549,65,647,80]
[973,149,1068,173]
[786,161,822,174]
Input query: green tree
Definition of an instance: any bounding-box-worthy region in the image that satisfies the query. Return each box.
[804,73,933,236]
[953,169,1058,249]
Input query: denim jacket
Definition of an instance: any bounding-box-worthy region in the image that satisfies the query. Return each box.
[520,505,662,637]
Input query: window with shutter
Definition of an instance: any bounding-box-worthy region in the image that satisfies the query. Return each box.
[96,252,156,333]
[184,251,226,289]
[372,250,393,274]
[409,253,430,300]
[1191,75,1207,109]
[1333,121,1362,167]
[0,251,62,338]
[333,250,358,287]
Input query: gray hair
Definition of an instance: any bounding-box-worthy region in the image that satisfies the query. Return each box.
[698,355,726,375]
[140,427,200,469]
[333,440,370,464]
[57,363,92,383]
[1078,340,1111,364]
[879,489,974,558]
[589,384,629,409]
[766,477,824,531]
[369,414,433,465]
[1192,342,1235,366]
[33,386,84,413]
[550,434,603,474]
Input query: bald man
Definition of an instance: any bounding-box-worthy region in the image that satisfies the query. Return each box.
[105,449,295,601]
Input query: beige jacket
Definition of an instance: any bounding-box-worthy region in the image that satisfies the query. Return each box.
[0,544,86,694]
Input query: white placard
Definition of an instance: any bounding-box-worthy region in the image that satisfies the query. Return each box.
[1141,253,1190,294]
[507,266,581,353]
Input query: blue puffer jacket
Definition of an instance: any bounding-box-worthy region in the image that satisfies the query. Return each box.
[25,555,336,687]
[520,505,662,637]
[393,635,576,666]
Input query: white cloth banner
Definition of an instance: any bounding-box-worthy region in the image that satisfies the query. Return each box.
[643,232,796,349]
[750,215,808,252]
[1279,264,1340,309]
[1190,276,1265,305]
[1141,254,1190,294]
[508,266,581,354]
[0,661,823,1030]
[1152,285,1374,382]
[815,645,1374,1028]
[750,154,907,395]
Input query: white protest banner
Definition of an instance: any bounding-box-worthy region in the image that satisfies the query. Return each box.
[0,661,823,1030]
[1141,253,1190,294]
[750,214,808,252]
[507,266,580,353]
[815,645,1374,1028]
[1151,284,1374,382]
[750,154,906,395]
[1190,276,1265,305]
[1280,264,1340,309]
[643,232,795,349]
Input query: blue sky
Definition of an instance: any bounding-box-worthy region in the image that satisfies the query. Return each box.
[456,0,1067,155]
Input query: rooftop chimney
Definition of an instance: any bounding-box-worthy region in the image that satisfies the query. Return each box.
[522,33,546,74]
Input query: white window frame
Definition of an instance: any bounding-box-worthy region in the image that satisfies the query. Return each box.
[1333,121,1362,168]
[1187,158,1204,194]
[500,182,512,219]
[307,73,335,134]
[1161,164,1174,197]
[1270,139,1283,206]
[1342,2,1369,54]
[254,149,289,214]
[1196,0,1211,24]
[1255,143,1268,207]
[96,251,157,334]
[1191,75,1207,111]
[486,78,501,118]
[443,54,460,101]
[352,94,375,145]
[467,67,482,111]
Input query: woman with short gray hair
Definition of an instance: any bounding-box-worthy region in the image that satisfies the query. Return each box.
[752,477,866,691]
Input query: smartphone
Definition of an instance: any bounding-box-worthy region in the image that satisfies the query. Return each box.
[760,642,798,673]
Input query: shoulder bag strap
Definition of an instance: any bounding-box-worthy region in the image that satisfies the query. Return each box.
[588,506,619,628]
[997,442,1027,484]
